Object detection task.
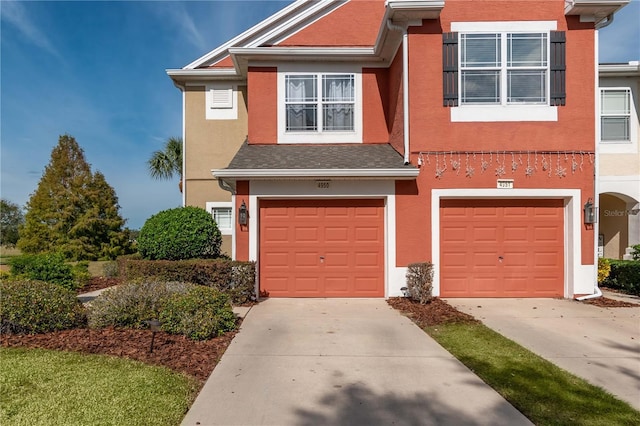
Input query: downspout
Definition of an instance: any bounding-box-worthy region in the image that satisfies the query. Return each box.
[387,19,410,165]
[595,14,614,30]
[576,27,602,301]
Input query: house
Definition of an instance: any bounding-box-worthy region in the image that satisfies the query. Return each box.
[597,61,640,260]
[167,0,630,298]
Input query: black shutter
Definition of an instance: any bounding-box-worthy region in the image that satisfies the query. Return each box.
[443,32,458,107]
[550,31,566,106]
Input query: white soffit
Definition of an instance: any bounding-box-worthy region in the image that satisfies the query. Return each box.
[564,0,630,22]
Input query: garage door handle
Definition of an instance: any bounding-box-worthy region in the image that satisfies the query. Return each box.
[320,256,325,263]
[498,256,504,262]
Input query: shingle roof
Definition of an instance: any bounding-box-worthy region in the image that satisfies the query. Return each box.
[225,143,415,170]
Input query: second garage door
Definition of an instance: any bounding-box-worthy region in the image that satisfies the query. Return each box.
[260,199,384,297]
[440,199,564,297]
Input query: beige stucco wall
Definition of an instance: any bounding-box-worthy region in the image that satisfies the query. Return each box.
[599,194,629,259]
[183,84,248,257]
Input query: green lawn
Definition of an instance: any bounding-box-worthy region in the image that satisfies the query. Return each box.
[0,348,198,426]
[427,323,640,426]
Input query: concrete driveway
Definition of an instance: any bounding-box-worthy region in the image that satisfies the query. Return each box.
[182,299,531,425]
[447,298,640,410]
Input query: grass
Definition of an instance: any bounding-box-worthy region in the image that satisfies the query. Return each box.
[426,323,640,426]
[0,246,21,266]
[0,347,198,426]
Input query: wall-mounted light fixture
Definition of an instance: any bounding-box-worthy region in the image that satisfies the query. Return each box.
[238,200,248,226]
[583,198,596,224]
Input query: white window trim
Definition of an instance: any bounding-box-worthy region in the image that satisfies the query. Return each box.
[451,20,558,122]
[277,64,362,143]
[599,87,634,145]
[206,83,238,120]
[206,201,233,235]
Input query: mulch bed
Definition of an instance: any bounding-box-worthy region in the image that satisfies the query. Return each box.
[387,297,479,327]
[580,297,638,308]
[1,327,236,384]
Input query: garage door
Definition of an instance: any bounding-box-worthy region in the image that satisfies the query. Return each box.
[260,199,384,297]
[440,199,564,297]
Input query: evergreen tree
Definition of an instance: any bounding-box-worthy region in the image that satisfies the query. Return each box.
[18,134,132,260]
[0,199,25,247]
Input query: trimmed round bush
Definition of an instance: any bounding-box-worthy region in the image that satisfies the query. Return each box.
[160,286,237,340]
[87,280,192,329]
[138,206,222,260]
[0,280,87,334]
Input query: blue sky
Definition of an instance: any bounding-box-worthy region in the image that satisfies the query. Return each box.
[1,0,639,229]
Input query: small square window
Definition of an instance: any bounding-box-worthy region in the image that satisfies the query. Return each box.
[206,203,233,235]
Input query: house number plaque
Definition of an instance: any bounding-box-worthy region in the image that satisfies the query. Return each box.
[317,181,330,189]
[497,179,514,189]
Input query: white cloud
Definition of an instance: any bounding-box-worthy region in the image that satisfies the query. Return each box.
[150,2,208,54]
[0,1,62,59]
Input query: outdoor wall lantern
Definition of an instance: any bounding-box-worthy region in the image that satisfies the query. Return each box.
[583,198,596,224]
[238,200,248,226]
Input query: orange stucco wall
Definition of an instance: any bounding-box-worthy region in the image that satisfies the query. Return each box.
[235,181,250,261]
[395,0,596,266]
[248,67,278,143]
[280,0,385,47]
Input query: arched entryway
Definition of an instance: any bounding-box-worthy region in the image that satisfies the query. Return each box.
[598,192,640,259]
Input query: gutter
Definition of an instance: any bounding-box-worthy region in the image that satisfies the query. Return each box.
[212,168,420,180]
[386,19,410,165]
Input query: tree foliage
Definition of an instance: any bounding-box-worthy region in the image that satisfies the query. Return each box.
[17,134,132,260]
[147,136,183,192]
[0,199,24,247]
[138,206,221,260]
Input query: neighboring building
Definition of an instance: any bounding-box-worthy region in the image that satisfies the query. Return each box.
[598,61,640,260]
[168,0,629,298]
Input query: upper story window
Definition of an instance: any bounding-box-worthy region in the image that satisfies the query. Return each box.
[445,21,563,122]
[600,88,631,142]
[460,32,548,105]
[285,74,354,132]
[278,66,362,143]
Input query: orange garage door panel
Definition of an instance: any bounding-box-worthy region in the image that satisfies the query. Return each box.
[260,199,384,297]
[440,199,564,298]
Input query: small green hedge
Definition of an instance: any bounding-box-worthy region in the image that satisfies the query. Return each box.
[138,206,222,260]
[87,280,191,329]
[8,252,89,291]
[601,260,640,296]
[160,286,236,340]
[117,258,256,304]
[0,280,87,334]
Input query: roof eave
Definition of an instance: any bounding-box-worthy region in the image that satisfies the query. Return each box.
[212,168,419,180]
[599,61,640,77]
[564,0,630,24]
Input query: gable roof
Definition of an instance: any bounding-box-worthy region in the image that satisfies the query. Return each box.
[213,143,418,180]
[167,0,446,82]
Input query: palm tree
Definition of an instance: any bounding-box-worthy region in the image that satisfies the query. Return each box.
[148,137,183,192]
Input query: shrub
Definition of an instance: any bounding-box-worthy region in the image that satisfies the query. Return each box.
[117,258,256,304]
[160,286,237,340]
[597,258,611,284]
[102,261,119,278]
[0,280,87,334]
[406,262,434,304]
[137,207,222,260]
[87,280,191,329]
[632,244,640,261]
[8,252,87,290]
[601,260,640,296]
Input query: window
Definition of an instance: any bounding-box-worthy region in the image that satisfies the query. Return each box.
[285,73,355,132]
[444,22,563,122]
[206,202,233,235]
[601,89,631,142]
[460,32,548,105]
